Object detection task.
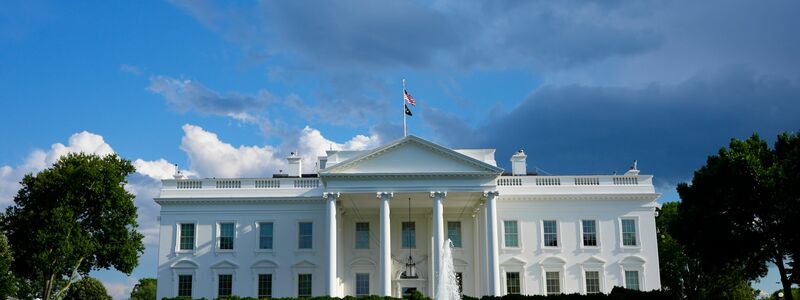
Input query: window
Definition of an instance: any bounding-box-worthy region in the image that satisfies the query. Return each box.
[356,273,370,296]
[299,222,313,249]
[503,221,519,247]
[218,274,232,297]
[585,271,600,294]
[219,223,234,250]
[259,222,274,250]
[506,272,520,294]
[258,274,273,299]
[178,275,192,297]
[179,223,195,250]
[625,270,640,290]
[543,220,558,247]
[447,221,462,248]
[622,219,638,246]
[582,220,598,247]
[545,271,561,295]
[402,222,416,248]
[298,273,312,297]
[355,222,370,249]
[455,272,463,294]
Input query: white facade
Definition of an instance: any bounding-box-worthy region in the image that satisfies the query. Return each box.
[155,135,661,299]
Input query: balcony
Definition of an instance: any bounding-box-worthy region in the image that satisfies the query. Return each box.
[158,177,323,199]
[496,174,655,195]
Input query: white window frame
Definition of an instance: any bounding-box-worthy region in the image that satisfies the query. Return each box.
[401,221,416,249]
[618,216,641,249]
[619,256,646,291]
[503,271,523,295]
[174,221,198,255]
[500,258,528,295]
[355,272,371,296]
[580,264,605,294]
[174,272,195,298]
[446,220,463,249]
[254,220,275,253]
[214,273,235,298]
[254,272,275,299]
[354,221,371,250]
[502,220,521,249]
[539,258,566,296]
[296,220,314,251]
[579,218,601,249]
[296,273,314,297]
[540,220,561,250]
[215,220,237,254]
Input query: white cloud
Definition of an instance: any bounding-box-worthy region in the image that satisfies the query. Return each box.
[0,131,115,206]
[180,124,285,178]
[295,126,380,171]
[102,278,138,300]
[119,64,142,75]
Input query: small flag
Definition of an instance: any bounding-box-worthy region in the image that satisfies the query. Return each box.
[404,104,413,116]
[404,90,416,106]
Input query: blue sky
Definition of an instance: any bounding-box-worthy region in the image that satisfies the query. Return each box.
[1,0,799,298]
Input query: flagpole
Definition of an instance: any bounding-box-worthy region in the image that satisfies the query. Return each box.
[402,79,407,137]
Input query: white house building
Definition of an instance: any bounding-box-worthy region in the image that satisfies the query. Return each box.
[155,135,661,299]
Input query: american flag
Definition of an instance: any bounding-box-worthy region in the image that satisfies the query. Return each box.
[404,89,416,106]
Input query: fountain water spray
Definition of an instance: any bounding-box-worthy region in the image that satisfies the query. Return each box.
[435,238,460,300]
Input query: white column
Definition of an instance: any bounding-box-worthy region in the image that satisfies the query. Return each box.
[484,191,501,296]
[430,191,446,296]
[378,192,393,296]
[324,192,340,296]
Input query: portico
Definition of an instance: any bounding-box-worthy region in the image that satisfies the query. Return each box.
[318,136,504,297]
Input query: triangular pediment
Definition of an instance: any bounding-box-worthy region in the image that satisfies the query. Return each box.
[320,135,503,176]
[211,259,239,269]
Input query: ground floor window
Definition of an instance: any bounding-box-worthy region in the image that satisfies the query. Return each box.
[545,271,561,295]
[356,273,370,296]
[625,270,640,291]
[506,272,520,294]
[298,273,312,297]
[258,274,273,298]
[178,275,192,297]
[218,274,232,297]
[585,271,600,294]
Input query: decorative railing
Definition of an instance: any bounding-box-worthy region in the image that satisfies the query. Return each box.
[168,178,321,190]
[496,175,649,187]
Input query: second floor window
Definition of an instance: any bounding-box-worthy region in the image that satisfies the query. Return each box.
[179,223,194,250]
[219,223,234,250]
[259,222,273,250]
[622,219,638,246]
[503,220,519,247]
[447,221,462,248]
[543,220,558,247]
[402,222,416,248]
[299,222,313,249]
[355,222,369,249]
[582,220,598,246]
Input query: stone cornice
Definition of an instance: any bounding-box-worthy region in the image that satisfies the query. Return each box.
[155,197,324,205]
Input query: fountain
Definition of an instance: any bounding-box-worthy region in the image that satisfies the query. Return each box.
[435,238,460,300]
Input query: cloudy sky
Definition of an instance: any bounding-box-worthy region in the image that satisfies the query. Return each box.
[1,0,798,298]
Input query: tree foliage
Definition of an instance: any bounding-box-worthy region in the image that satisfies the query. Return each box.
[675,133,800,300]
[63,277,112,300]
[0,153,144,300]
[130,277,157,300]
[0,231,16,299]
[657,202,758,299]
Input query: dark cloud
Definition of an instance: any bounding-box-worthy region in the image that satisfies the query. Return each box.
[147,75,277,123]
[437,67,800,188]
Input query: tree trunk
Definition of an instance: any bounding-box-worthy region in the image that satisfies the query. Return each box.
[776,255,794,300]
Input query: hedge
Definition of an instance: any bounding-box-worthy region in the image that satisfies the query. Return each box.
[162,287,672,300]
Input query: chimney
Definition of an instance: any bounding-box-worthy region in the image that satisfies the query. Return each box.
[510,149,527,176]
[287,151,302,177]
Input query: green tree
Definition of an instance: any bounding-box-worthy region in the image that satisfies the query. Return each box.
[63,277,112,300]
[0,231,16,299]
[130,278,157,300]
[657,202,756,299]
[676,133,800,300]
[0,153,144,300]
